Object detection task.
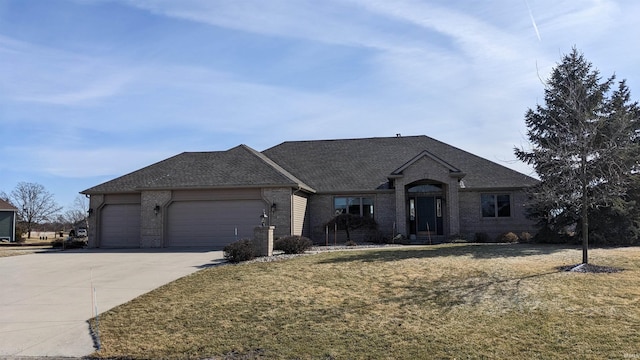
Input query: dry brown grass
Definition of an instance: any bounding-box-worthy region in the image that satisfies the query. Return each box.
[90,244,640,359]
[0,237,53,257]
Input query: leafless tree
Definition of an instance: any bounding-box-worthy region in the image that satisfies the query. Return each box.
[8,182,62,239]
[63,195,89,229]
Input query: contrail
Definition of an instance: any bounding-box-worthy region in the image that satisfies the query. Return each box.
[525,0,541,41]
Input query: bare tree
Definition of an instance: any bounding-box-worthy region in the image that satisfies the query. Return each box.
[62,195,89,231]
[9,182,62,239]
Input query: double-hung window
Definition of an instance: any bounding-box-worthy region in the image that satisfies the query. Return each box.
[334,197,374,218]
[481,194,511,218]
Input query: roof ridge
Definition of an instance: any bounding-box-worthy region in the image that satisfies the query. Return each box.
[265,135,429,149]
[239,145,316,193]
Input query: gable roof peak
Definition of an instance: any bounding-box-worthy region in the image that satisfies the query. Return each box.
[391,150,464,178]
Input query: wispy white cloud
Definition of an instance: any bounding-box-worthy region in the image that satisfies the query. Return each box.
[535,0,619,37]
[0,35,136,106]
[345,0,524,61]
[5,144,175,178]
[14,72,135,105]
[122,0,433,52]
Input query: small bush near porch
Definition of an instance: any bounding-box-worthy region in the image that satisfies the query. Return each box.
[91,244,640,359]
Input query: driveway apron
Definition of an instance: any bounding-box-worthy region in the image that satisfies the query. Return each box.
[0,249,224,358]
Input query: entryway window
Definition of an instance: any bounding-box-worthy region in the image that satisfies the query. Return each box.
[408,184,443,193]
[334,197,374,218]
[481,194,511,218]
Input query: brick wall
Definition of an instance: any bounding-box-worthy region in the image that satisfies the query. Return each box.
[308,192,396,243]
[458,189,536,240]
[261,187,293,239]
[140,190,171,248]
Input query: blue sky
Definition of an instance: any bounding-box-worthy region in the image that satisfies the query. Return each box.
[1,0,639,212]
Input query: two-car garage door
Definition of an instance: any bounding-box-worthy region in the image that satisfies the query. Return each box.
[166,199,265,248]
[98,191,266,249]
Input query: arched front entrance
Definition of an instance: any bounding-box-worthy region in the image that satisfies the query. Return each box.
[407,182,445,240]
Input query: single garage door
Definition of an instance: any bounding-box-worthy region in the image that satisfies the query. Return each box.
[0,212,14,241]
[167,200,265,248]
[100,204,141,248]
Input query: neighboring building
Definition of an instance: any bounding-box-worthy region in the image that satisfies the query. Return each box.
[81,135,538,248]
[0,199,18,242]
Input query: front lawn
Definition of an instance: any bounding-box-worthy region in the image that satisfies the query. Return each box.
[90,244,640,359]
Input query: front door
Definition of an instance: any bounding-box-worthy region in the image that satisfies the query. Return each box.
[409,196,444,238]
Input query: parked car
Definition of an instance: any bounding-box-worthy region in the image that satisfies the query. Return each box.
[77,228,88,237]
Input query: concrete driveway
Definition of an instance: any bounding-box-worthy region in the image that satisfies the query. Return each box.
[0,248,224,358]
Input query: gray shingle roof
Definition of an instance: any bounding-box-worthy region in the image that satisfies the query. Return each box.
[83,136,537,195]
[82,145,314,194]
[262,135,538,192]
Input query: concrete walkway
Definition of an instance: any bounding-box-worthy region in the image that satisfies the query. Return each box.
[0,249,225,358]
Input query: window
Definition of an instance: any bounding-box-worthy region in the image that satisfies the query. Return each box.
[408,184,443,193]
[481,194,511,218]
[334,197,374,218]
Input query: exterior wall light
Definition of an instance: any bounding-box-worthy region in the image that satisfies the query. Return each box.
[154,204,160,216]
[271,203,277,212]
[88,208,94,217]
[260,209,268,227]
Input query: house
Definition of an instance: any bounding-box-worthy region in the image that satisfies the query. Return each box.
[81,135,538,248]
[0,199,18,242]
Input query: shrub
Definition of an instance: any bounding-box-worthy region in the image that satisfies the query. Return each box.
[324,214,378,243]
[391,234,411,245]
[519,232,533,243]
[474,232,491,243]
[345,240,358,247]
[364,230,387,244]
[51,239,87,249]
[223,239,255,263]
[496,232,519,243]
[533,226,567,243]
[448,234,467,243]
[274,236,312,254]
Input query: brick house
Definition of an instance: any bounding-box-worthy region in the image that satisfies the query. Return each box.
[81,135,538,248]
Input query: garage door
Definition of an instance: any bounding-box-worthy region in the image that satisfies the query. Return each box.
[100,204,141,248]
[0,212,14,241]
[167,200,265,248]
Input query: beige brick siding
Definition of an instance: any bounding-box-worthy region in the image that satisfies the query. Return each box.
[140,190,171,248]
[458,189,536,241]
[308,192,396,244]
[261,187,293,239]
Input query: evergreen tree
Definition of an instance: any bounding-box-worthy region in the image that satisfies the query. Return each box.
[515,48,640,264]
